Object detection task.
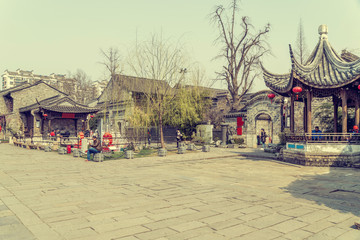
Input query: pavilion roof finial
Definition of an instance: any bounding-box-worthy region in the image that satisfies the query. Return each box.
[318,24,328,39]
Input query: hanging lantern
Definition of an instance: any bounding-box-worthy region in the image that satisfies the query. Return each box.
[292,86,303,100]
[43,113,48,120]
[90,114,94,118]
[267,93,275,103]
[358,85,360,90]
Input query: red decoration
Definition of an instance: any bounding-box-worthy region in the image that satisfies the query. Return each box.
[292,86,303,100]
[0,125,2,132]
[62,113,75,118]
[237,117,245,135]
[102,132,113,145]
[67,145,72,154]
[43,113,48,119]
[358,85,360,90]
[267,93,276,103]
[90,115,94,118]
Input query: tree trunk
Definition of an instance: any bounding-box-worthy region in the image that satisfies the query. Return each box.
[231,94,240,111]
[159,111,165,148]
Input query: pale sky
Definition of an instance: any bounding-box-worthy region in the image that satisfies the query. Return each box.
[1,0,360,92]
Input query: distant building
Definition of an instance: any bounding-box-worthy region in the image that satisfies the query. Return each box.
[92,80,108,98]
[0,80,98,139]
[1,69,76,94]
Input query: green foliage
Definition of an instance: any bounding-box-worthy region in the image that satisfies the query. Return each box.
[314,103,354,132]
[278,129,290,145]
[89,116,99,130]
[163,87,212,136]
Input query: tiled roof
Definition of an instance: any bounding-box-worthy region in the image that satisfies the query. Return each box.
[0,80,68,96]
[113,74,172,94]
[19,96,99,113]
[263,25,360,93]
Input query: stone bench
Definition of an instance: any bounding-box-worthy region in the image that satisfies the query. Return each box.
[93,153,104,162]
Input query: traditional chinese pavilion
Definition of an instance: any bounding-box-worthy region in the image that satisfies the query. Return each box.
[263,25,360,134]
[262,25,360,167]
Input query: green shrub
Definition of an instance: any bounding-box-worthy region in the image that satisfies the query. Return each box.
[233,137,244,144]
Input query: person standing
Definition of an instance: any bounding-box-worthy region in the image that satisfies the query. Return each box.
[147,128,151,146]
[260,128,267,149]
[176,129,182,148]
[87,135,102,161]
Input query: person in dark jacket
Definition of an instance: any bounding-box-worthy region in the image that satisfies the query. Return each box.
[260,128,267,149]
[87,135,102,161]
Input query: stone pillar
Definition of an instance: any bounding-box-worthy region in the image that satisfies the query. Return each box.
[341,89,348,133]
[306,91,312,134]
[221,123,228,146]
[31,110,41,137]
[333,96,338,133]
[355,98,360,127]
[290,94,295,133]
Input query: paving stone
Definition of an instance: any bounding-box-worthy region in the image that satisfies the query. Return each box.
[1,144,360,240]
[301,219,336,233]
[216,224,257,238]
[282,229,314,240]
[270,219,308,233]
[135,227,178,240]
[244,213,292,229]
[238,228,283,240]
[306,226,349,239]
[335,229,360,240]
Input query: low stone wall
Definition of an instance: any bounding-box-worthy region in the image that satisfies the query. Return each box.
[283,149,360,167]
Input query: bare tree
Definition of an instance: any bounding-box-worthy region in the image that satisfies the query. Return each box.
[294,19,308,64]
[127,33,187,148]
[99,47,122,80]
[211,0,270,111]
[71,69,93,104]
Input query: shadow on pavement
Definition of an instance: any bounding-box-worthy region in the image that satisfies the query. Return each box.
[284,167,360,217]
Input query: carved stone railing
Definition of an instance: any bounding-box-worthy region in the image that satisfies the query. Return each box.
[286,133,360,144]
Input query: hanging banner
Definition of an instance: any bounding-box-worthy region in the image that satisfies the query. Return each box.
[62,113,75,118]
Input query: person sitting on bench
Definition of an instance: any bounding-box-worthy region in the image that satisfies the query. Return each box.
[87,135,102,161]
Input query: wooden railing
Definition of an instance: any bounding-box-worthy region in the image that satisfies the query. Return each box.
[286,133,360,143]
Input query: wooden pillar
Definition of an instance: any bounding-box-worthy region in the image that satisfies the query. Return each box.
[290,94,295,133]
[74,119,78,134]
[333,96,338,133]
[48,119,52,132]
[341,89,348,133]
[355,98,360,127]
[306,91,312,134]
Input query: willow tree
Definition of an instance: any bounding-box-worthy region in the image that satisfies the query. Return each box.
[127,34,187,148]
[211,0,270,110]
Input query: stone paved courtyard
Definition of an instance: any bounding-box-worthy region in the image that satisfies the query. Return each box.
[0,143,359,240]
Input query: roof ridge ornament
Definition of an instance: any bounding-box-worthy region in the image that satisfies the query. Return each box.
[318,24,328,39]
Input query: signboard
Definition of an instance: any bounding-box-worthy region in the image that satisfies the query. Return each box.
[62,113,75,119]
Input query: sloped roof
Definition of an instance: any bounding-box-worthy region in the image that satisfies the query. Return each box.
[0,80,68,97]
[263,25,360,93]
[113,74,171,94]
[97,74,173,102]
[19,96,99,114]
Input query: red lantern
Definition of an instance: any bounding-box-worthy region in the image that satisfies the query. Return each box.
[358,85,360,90]
[292,86,303,100]
[43,113,48,119]
[90,115,94,118]
[267,93,275,103]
